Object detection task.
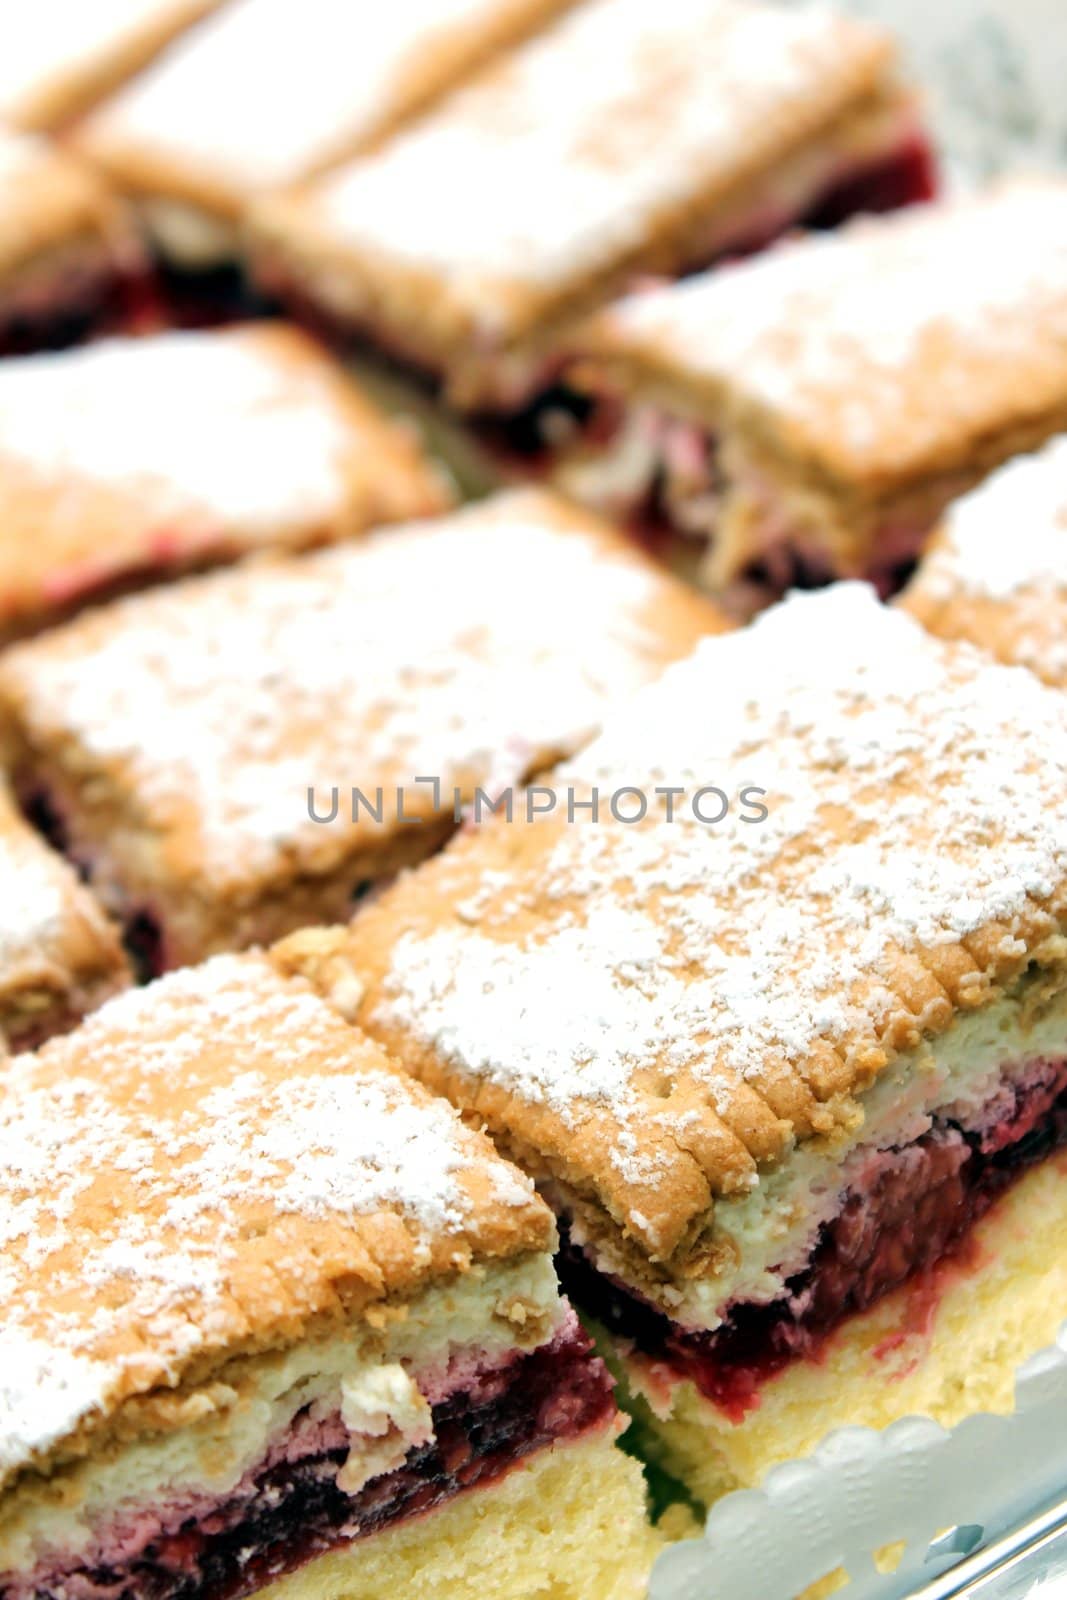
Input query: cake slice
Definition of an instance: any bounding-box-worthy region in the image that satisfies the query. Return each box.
[0,488,724,972]
[558,179,1067,613]
[76,0,577,274]
[275,584,1067,1507]
[0,0,220,131]
[0,126,148,354]
[0,952,656,1600]
[901,434,1067,688]
[0,324,449,641]
[0,776,128,1052]
[249,0,932,417]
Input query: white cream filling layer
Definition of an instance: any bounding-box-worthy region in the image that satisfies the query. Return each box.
[140,199,240,268]
[1,1253,562,1574]
[589,979,1067,1330]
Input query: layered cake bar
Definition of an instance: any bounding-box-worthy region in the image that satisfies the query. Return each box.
[0,127,148,355]
[77,0,576,274]
[0,0,220,131]
[558,179,1067,612]
[275,584,1067,1506]
[0,777,127,1052]
[248,0,933,417]
[0,488,724,972]
[0,324,448,641]
[0,952,657,1600]
[901,435,1067,688]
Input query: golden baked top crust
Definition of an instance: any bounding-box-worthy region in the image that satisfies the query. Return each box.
[277,585,1067,1266]
[0,324,448,635]
[0,488,724,904]
[0,951,551,1492]
[0,0,221,131]
[902,435,1067,689]
[249,0,897,375]
[77,0,577,219]
[0,780,128,1041]
[0,125,136,290]
[573,179,1067,495]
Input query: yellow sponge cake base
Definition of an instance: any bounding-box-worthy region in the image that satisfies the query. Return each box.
[602,1153,1067,1509]
[257,1431,661,1600]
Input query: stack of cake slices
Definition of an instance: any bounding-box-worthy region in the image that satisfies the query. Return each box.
[274,584,1067,1508]
[2,1,1067,1596]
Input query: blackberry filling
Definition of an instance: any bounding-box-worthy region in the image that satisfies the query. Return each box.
[488,133,940,462]
[805,133,939,232]
[0,268,162,357]
[154,259,272,330]
[124,910,166,983]
[560,1078,1067,1423]
[15,1324,615,1600]
[20,788,69,855]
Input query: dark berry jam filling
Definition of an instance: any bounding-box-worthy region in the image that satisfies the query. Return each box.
[10,1323,614,1600]
[124,910,167,984]
[483,133,939,463]
[560,1073,1067,1423]
[20,787,69,856]
[804,132,939,232]
[257,131,938,470]
[0,268,164,358]
[154,259,273,330]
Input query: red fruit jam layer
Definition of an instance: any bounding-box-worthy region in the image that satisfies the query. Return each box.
[492,132,938,460]
[802,131,938,231]
[256,131,938,452]
[559,1066,1067,1424]
[7,1322,615,1600]
[154,258,272,330]
[0,268,164,357]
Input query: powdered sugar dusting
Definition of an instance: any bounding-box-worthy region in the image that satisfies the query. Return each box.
[0,0,205,122]
[902,435,1067,686]
[0,491,686,889]
[0,330,362,536]
[0,953,539,1481]
[0,1339,113,1481]
[87,0,563,191]
[921,435,1067,602]
[598,180,1067,477]
[0,824,71,969]
[311,0,888,325]
[372,586,1067,1218]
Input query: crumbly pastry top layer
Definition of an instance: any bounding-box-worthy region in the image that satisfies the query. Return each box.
[0,126,132,284]
[79,0,574,206]
[0,0,219,130]
[290,585,1067,1265]
[0,489,721,893]
[256,0,894,342]
[0,952,550,1490]
[902,435,1067,687]
[0,324,445,625]
[578,179,1067,490]
[0,781,126,1025]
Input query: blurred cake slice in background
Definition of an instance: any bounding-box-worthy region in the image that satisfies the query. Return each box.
[76,0,578,283]
[556,177,1067,615]
[248,0,933,419]
[0,126,148,354]
[0,323,450,640]
[901,434,1067,687]
[0,488,725,971]
[0,776,127,1052]
[0,0,221,131]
